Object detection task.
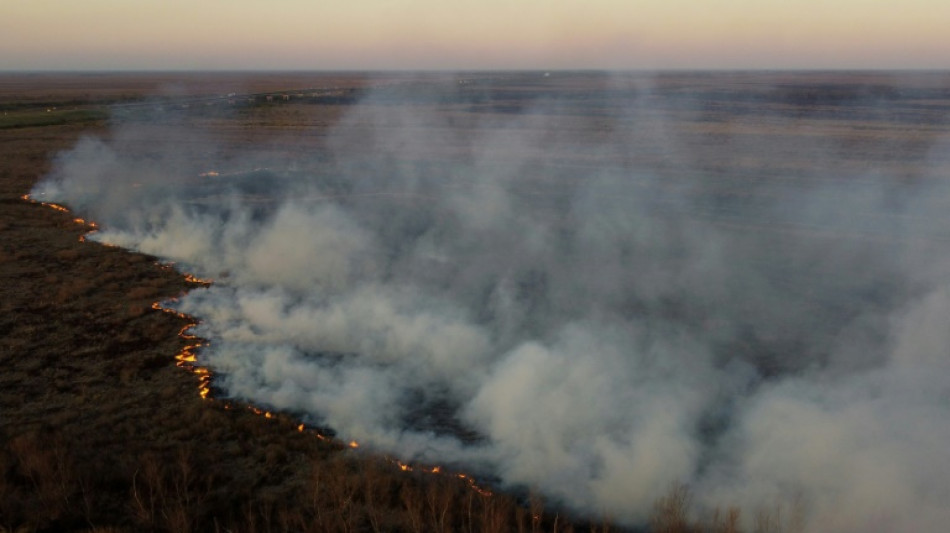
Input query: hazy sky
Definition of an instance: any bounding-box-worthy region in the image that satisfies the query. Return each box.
[3,0,949,70]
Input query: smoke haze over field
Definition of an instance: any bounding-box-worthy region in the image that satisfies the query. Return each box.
[33,74,950,531]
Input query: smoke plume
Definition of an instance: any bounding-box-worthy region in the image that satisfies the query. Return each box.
[33,74,950,531]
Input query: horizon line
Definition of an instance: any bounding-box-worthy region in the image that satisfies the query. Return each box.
[2,67,949,75]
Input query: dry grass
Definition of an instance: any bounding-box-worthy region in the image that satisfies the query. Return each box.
[3,71,947,532]
[644,483,805,533]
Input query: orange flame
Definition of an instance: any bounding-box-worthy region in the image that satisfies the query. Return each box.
[21,194,69,213]
[144,260,497,500]
[184,273,213,285]
[151,299,213,401]
[23,195,105,243]
[72,217,98,229]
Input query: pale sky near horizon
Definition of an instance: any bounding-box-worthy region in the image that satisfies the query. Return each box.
[2,1,948,70]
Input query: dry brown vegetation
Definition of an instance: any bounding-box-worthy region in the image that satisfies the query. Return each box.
[646,483,805,533]
[0,73,603,533]
[2,72,948,532]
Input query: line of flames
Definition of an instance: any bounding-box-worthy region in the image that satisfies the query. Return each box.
[21,194,111,245]
[22,193,70,213]
[150,300,213,400]
[151,295,494,495]
[25,192,494,499]
[157,260,214,285]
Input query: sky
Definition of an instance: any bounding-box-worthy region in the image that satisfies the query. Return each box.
[2,1,949,70]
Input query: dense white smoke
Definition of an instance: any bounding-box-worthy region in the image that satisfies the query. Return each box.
[33,76,950,531]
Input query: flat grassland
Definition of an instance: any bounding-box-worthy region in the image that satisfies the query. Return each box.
[1,71,949,532]
[1,72,555,533]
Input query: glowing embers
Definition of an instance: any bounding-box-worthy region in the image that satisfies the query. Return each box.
[72,217,98,229]
[456,472,493,497]
[26,192,499,495]
[157,262,213,287]
[21,194,106,244]
[22,193,72,214]
[27,196,70,213]
[346,443,492,497]
[155,303,332,442]
[151,289,495,500]
[183,273,214,285]
[74,218,102,243]
[151,300,213,400]
[293,422,491,495]
[249,406,277,419]
[393,462,492,497]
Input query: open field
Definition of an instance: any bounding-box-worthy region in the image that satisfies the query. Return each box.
[2,71,950,532]
[0,73,574,533]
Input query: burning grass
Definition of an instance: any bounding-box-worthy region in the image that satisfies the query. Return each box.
[0,75,601,532]
[4,72,946,532]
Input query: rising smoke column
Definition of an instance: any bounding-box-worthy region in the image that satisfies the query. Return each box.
[32,76,950,531]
